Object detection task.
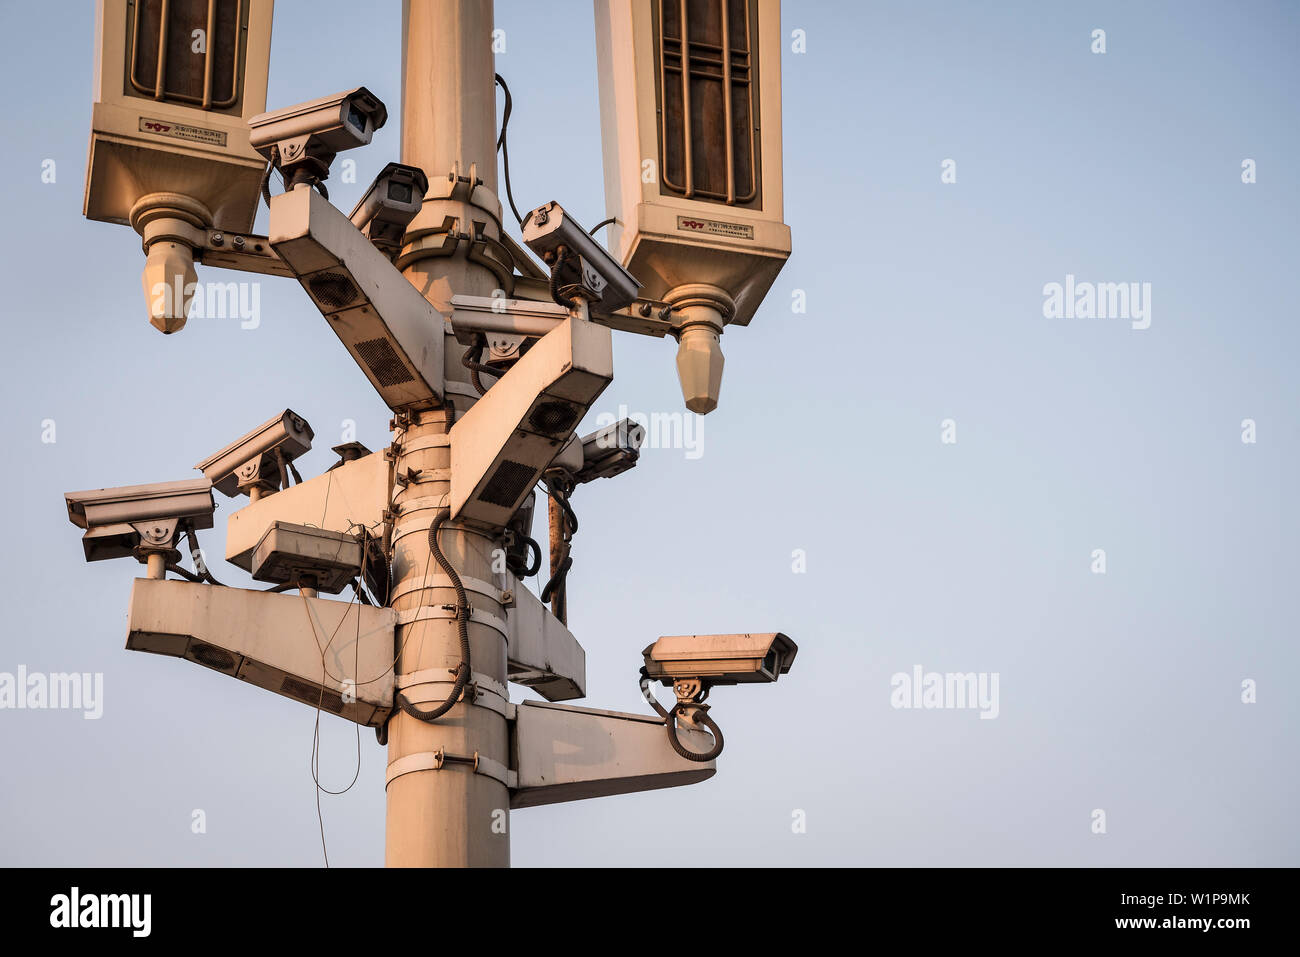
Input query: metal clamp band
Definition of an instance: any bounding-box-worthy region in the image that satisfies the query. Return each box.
[393,493,451,514]
[397,435,451,454]
[473,753,516,789]
[398,677,510,718]
[406,468,451,485]
[386,749,517,790]
[388,571,504,606]
[397,667,508,700]
[394,604,509,636]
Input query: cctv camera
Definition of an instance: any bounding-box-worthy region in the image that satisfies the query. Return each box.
[65,478,215,563]
[639,632,794,765]
[641,632,798,687]
[195,410,314,500]
[249,87,388,190]
[575,418,646,484]
[522,202,641,316]
[350,162,429,259]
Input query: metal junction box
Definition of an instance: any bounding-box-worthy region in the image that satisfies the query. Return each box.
[251,521,364,595]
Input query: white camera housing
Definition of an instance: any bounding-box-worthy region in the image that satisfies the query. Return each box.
[65,478,215,562]
[250,521,363,595]
[270,183,445,411]
[642,632,798,686]
[350,162,429,259]
[504,570,586,702]
[451,317,613,530]
[195,409,314,499]
[576,418,646,483]
[249,87,387,187]
[522,202,641,316]
[224,450,390,573]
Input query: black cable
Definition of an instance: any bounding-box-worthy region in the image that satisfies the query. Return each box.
[666,708,724,762]
[540,481,577,610]
[521,535,543,578]
[589,217,616,235]
[259,144,279,208]
[494,73,524,226]
[464,337,487,396]
[395,509,471,722]
[184,525,224,586]
[461,333,508,396]
[165,563,202,583]
[555,490,578,535]
[639,667,670,719]
[306,526,371,815]
[274,448,291,495]
[639,667,724,761]
[540,554,571,605]
[308,551,365,869]
[549,245,581,309]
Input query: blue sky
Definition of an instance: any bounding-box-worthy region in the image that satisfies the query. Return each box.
[0,0,1296,866]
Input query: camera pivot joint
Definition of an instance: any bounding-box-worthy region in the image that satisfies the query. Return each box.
[671,677,712,727]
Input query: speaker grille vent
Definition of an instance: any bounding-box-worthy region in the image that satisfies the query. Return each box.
[190,642,236,672]
[355,337,415,387]
[528,400,581,436]
[479,460,537,509]
[280,676,345,714]
[307,272,359,308]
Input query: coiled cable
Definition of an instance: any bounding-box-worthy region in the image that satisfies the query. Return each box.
[548,245,581,310]
[461,333,508,396]
[638,667,724,762]
[394,509,471,723]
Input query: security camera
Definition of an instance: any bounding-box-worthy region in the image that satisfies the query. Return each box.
[522,202,641,316]
[249,87,388,189]
[195,410,314,500]
[639,632,795,764]
[65,478,215,563]
[641,633,798,687]
[350,162,429,259]
[575,418,646,484]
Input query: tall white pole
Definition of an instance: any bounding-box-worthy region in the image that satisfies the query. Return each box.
[386,0,511,868]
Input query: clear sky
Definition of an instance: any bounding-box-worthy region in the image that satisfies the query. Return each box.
[0,0,1296,866]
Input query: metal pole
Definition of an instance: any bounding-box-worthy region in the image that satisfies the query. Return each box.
[386,0,510,868]
[145,552,167,580]
[548,493,566,624]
